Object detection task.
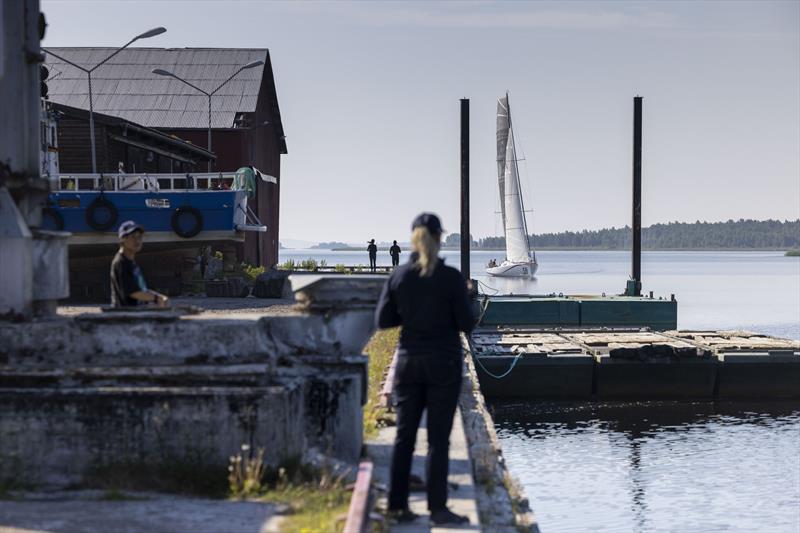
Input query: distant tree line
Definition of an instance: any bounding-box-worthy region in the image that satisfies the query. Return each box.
[454,219,800,250]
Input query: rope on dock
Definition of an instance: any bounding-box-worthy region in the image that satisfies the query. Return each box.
[468,335,523,379]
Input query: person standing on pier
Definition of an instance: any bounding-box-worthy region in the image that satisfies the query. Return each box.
[390,240,402,267]
[110,221,169,307]
[375,213,475,526]
[367,239,378,272]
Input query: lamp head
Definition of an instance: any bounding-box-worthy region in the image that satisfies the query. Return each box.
[151,68,175,77]
[242,60,264,70]
[136,27,167,40]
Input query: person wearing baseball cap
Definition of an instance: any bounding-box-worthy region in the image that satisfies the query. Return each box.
[375,212,474,526]
[110,220,168,307]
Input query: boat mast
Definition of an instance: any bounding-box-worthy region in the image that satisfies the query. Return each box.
[507,95,534,261]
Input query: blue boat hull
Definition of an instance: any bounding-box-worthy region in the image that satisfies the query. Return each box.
[44,190,244,246]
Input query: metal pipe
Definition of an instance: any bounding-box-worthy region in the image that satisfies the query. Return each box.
[460,98,470,280]
[207,95,212,172]
[632,96,643,296]
[88,71,97,174]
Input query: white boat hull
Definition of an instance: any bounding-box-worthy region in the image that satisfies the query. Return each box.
[486,261,538,278]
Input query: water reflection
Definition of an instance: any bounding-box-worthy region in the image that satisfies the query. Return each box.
[491,401,800,533]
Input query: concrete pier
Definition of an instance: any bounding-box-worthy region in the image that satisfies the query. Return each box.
[0,276,384,491]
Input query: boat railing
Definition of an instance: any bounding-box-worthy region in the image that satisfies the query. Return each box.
[56,172,241,192]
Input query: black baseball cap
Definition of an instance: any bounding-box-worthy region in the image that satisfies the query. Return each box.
[411,213,444,235]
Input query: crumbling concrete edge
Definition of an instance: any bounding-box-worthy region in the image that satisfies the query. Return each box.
[459,334,540,533]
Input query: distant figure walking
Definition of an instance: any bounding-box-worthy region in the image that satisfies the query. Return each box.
[367,239,378,272]
[375,213,475,526]
[390,240,402,267]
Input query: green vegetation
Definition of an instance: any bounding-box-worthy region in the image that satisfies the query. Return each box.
[363,328,400,439]
[452,219,800,250]
[227,447,351,533]
[279,258,329,271]
[241,263,266,283]
[334,264,347,273]
[312,241,349,249]
[786,249,800,257]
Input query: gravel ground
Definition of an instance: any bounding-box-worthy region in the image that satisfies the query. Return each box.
[57,297,298,317]
[0,490,281,533]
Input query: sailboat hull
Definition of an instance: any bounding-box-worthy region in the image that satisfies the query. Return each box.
[486,260,538,278]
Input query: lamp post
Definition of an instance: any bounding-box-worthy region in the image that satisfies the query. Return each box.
[152,60,264,172]
[44,27,167,174]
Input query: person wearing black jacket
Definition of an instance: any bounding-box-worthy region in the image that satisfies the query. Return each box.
[375,213,475,526]
[367,239,378,272]
[389,240,401,267]
[110,220,168,307]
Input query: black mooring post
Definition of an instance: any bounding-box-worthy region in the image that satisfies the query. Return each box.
[460,98,470,280]
[631,96,643,296]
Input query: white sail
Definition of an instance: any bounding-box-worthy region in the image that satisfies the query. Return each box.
[502,125,530,264]
[496,96,510,230]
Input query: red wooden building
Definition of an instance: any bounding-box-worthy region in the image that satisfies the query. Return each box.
[45,47,287,267]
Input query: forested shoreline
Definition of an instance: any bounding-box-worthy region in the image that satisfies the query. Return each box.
[443,219,800,250]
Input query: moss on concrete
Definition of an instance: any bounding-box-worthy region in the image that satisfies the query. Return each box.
[363,327,400,439]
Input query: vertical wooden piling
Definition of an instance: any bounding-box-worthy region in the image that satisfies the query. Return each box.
[460,98,470,280]
[631,96,643,296]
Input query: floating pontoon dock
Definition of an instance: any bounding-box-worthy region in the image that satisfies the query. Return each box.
[470,327,800,400]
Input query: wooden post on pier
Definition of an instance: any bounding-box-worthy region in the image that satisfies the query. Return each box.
[631,96,643,296]
[460,98,470,280]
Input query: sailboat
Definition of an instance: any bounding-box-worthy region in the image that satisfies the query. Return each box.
[486,94,538,278]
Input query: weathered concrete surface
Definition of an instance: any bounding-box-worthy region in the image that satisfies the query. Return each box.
[368,409,481,533]
[56,297,297,317]
[0,315,277,369]
[281,356,367,462]
[0,491,279,533]
[1,276,382,491]
[0,384,304,488]
[460,339,539,532]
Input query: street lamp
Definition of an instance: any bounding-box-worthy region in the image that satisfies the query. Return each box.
[152,60,264,172]
[43,27,167,174]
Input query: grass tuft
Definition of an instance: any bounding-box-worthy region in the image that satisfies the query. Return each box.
[362,328,401,439]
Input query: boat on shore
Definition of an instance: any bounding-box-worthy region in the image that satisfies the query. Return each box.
[42,169,269,249]
[486,94,538,278]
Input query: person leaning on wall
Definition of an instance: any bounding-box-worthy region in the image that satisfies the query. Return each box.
[374,212,476,526]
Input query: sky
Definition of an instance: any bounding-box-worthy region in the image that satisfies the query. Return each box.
[41,0,800,244]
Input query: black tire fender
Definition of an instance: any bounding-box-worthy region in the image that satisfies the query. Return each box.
[171,205,203,238]
[85,195,118,231]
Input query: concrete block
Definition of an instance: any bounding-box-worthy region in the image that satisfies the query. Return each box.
[0,384,305,489]
[0,316,276,369]
[717,352,800,399]
[594,354,718,399]
[474,353,594,399]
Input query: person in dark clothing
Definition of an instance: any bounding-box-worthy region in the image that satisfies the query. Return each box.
[375,213,475,526]
[367,239,378,272]
[389,240,402,267]
[110,220,169,307]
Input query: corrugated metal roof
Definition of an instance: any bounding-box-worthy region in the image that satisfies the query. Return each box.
[44,47,268,129]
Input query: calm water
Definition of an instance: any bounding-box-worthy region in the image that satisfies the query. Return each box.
[281,249,800,531]
[280,249,800,339]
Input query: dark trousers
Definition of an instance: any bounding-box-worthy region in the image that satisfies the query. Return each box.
[391,255,400,266]
[388,354,461,512]
[369,255,377,271]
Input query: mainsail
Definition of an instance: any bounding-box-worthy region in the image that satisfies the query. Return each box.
[496,96,510,229]
[502,124,531,264]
